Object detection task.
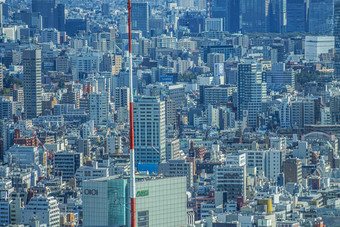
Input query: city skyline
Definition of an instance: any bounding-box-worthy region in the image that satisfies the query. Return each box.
[0,0,338,226]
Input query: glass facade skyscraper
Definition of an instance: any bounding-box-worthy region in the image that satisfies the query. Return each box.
[309,0,333,34]
[240,0,270,33]
[32,0,56,28]
[83,176,187,226]
[286,0,307,32]
[131,2,150,37]
[211,0,240,32]
[335,0,340,79]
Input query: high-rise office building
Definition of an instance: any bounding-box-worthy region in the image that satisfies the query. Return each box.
[203,85,235,107]
[131,2,150,37]
[134,96,166,164]
[23,49,42,119]
[32,0,56,28]
[54,4,65,31]
[334,0,340,79]
[237,63,267,127]
[240,0,270,33]
[308,0,333,34]
[54,152,83,182]
[330,94,340,123]
[211,0,240,32]
[286,0,307,32]
[268,0,287,33]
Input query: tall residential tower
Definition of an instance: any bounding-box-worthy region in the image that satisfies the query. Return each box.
[23,49,42,119]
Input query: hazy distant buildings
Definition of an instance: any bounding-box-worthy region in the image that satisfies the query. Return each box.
[308,0,334,34]
[286,0,306,32]
[334,0,340,79]
[32,0,56,28]
[211,0,240,32]
[268,0,287,33]
[240,0,269,33]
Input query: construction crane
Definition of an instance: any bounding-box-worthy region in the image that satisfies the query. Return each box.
[188,87,197,98]
[146,141,166,160]
[31,132,53,160]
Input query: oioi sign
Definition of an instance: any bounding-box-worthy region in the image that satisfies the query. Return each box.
[84,189,98,195]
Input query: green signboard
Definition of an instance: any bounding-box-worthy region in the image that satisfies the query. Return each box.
[136,190,149,197]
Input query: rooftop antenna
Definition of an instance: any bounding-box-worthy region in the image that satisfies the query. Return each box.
[207,0,211,18]
[127,0,136,226]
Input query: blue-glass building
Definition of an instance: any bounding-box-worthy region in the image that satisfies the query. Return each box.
[308,0,334,34]
[286,0,307,32]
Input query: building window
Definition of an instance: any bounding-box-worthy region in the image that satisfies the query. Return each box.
[138,210,149,227]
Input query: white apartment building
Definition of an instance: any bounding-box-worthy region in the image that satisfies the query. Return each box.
[89,92,109,126]
[265,149,285,180]
[241,150,266,175]
[21,195,60,227]
[5,145,40,166]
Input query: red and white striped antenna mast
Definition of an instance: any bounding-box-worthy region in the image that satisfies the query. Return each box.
[207,0,211,18]
[128,0,136,226]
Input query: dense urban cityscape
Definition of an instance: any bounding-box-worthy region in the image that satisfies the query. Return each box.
[0,0,340,226]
